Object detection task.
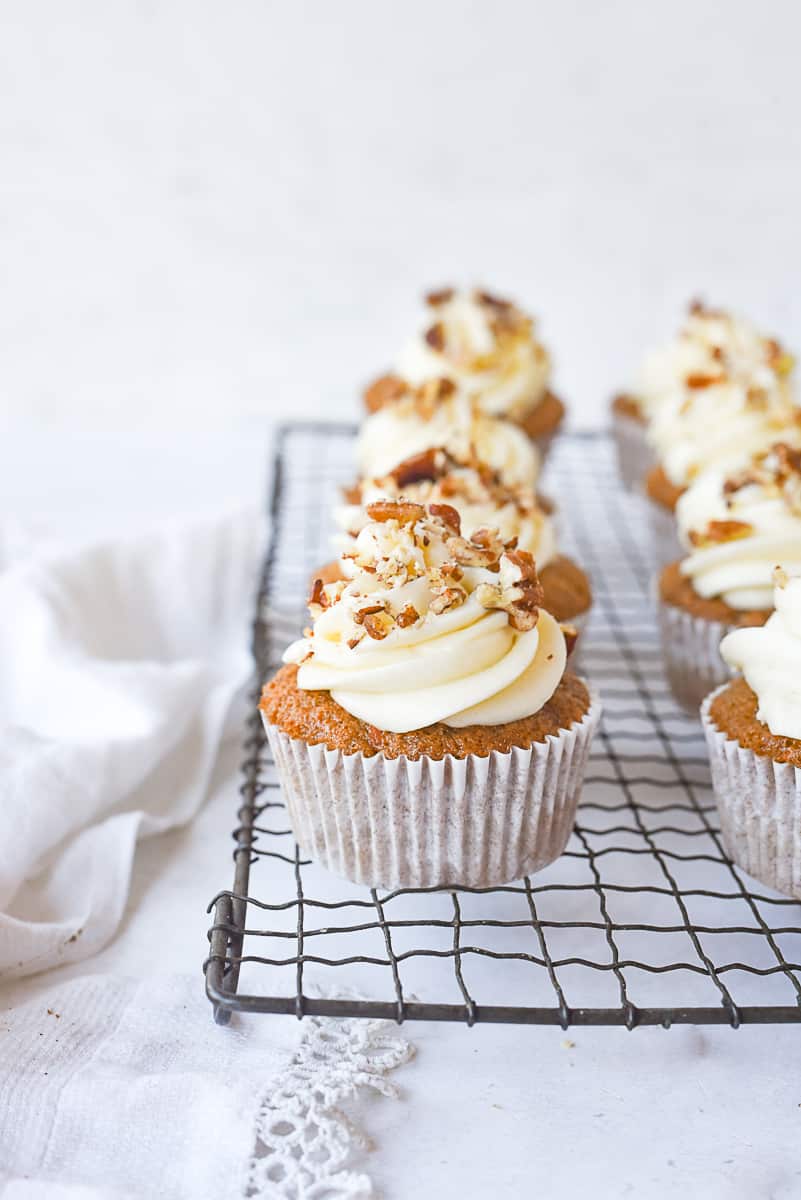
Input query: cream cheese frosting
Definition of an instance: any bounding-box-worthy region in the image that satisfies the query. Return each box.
[356,382,540,490]
[677,442,801,610]
[643,302,798,487]
[283,502,567,734]
[335,448,557,568]
[720,569,801,739]
[396,287,551,421]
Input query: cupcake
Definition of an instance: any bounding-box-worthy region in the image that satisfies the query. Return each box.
[644,302,798,561]
[365,287,564,458]
[657,441,801,712]
[261,502,600,889]
[702,568,801,898]
[357,376,540,490]
[326,448,591,630]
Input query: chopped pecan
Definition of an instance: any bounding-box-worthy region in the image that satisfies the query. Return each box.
[353,603,387,624]
[347,633,365,649]
[362,611,394,640]
[366,499,426,525]
[439,561,464,582]
[689,519,754,548]
[429,587,465,615]
[364,373,408,413]
[425,287,454,307]
[475,288,512,311]
[475,549,543,631]
[341,481,363,504]
[424,322,446,351]
[773,442,801,478]
[446,529,503,569]
[429,502,461,533]
[389,447,445,487]
[395,604,419,628]
[308,578,327,613]
[685,372,724,389]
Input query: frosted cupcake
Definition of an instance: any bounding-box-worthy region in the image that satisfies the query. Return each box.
[357,376,540,490]
[365,287,564,457]
[327,448,591,629]
[643,302,798,560]
[658,442,801,711]
[261,502,600,889]
[702,569,801,898]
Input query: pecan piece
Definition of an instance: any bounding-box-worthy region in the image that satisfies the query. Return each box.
[389,447,444,487]
[366,499,426,525]
[685,372,724,389]
[429,587,465,615]
[395,604,419,628]
[475,288,512,311]
[428,502,461,533]
[361,611,394,640]
[425,287,454,307]
[364,373,408,413]
[689,519,754,548]
[424,322,446,351]
[308,577,327,612]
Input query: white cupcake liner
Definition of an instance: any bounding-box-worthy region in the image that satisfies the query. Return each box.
[263,688,601,890]
[702,687,801,898]
[610,408,654,492]
[657,600,734,715]
[647,498,683,564]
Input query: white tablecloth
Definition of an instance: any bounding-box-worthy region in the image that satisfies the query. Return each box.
[2,430,799,1200]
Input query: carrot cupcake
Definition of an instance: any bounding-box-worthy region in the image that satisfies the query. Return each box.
[702,568,801,897]
[644,302,798,560]
[261,502,600,889]
[328,448,591,630]
[357,376,540,491]
[657,441,801,711]
[365,287,564,458]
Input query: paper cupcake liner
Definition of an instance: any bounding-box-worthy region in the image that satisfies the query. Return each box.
[657,600,734,715]
[701,687,801,898]
[610,410,654,492]
[647,498,683,565]
[263,689,601,890]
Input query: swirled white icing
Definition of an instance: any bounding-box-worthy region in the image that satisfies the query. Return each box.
[356,389,540,490]
[641,303,798,486]
[677,442,801,610]
[396,288,551,420]
[720,571,801,739]
[284,505,566,734]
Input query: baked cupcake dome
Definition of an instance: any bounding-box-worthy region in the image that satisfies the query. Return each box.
[261,502,600,888]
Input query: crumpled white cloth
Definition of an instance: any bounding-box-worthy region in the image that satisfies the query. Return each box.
[0,973,412,1200]
[0,509,261,979]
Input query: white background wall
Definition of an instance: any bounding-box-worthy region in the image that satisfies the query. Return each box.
[2,0,801,432]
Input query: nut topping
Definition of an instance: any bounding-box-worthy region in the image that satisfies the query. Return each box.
[425,287,454,307]
[424,322,446,351]
[688,519,754,548]
[365,499,426,525]
[364,373,409,413]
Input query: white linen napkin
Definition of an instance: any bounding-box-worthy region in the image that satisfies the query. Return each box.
[0,509,261,979]
[0,973,412,1200]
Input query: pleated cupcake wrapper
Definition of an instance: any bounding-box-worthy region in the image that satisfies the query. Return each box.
[610,409,654,492]
[701,687,801,899]
[263,690,601,890]
[657,600,734,715]
[646,497,683,565]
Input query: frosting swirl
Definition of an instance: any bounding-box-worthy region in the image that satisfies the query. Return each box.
[356,381,540,490]
[720,569,801,739]
[643,302,798,487]
[336,448,557,568]
[677,442,801,610]
[396,287,551,421]
[284,502,567,734]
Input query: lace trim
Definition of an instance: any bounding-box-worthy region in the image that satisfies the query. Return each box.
[246,1012,414,1198]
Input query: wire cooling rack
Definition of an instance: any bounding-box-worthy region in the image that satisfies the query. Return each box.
[205,423,801,1029]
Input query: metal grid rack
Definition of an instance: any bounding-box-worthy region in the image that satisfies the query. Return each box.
[205,423,801,1029]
